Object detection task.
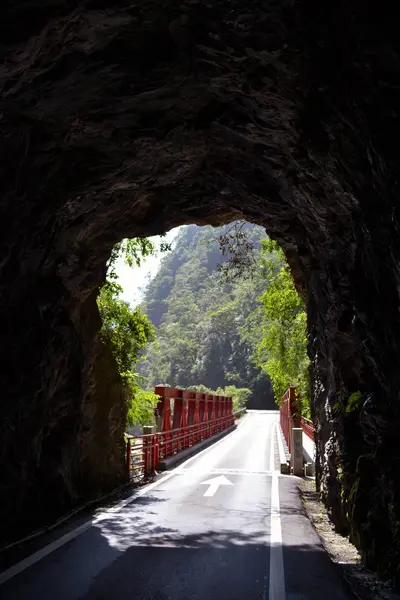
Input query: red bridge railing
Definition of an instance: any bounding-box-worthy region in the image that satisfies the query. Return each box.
[280,386,314,453]
[126,387,238,481]
[300,416,314,441]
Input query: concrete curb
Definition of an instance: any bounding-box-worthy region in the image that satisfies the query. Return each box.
[157,425,237,471]
[277,423,290,474]
[302,431,316,476]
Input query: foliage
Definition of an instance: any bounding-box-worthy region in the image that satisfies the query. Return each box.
[346,391,364,413]
[127,388,160,427]
[97,283,155,386]
[107,237,171,281]
[97,237,169,426]
[216,385,252,412]
[138,224,271,405]
[217,221,259,282]
[255,239,311,415]
[186,384,252,412]
[107,238,156,281]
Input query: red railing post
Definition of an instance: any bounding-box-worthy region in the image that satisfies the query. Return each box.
[301,416,315,441]
[280,388,291,452]
[213,396,218,432]
[206,394,214,438]
[198,393,207,441]
[182,395,189,448]
[143,434,151,474]
[289,386,301,428]
[223,395,229,429]
[193,393,200,442]
[155,386,173,456]
[184,391,196,447]
[172,389,184,453]
[222,396,227,429]
[229,397,234,426]
[159,432,165,462]
[280,386,311,465]
[220,396,224,429]
[152,433,159,469]
[212,395,217,435]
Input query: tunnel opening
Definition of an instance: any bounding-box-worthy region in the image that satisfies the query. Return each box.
[2,0,400,586]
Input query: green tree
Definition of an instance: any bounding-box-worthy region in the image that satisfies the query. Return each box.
[97,283,155,389]
[215,385,252,412]
[255,240,311,415]
[97,237,170,426]
[186,384,252,413]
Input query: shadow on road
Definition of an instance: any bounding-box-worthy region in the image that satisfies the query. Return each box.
[1,491,354,600]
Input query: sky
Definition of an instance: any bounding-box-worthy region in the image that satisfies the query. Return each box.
[114,227,181,307]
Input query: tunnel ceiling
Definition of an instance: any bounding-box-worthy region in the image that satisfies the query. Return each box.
[1,0,400,583]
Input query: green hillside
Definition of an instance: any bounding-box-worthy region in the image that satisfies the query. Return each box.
[138,223,275,409]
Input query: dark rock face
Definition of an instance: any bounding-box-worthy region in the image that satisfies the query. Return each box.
[1,0,400,582]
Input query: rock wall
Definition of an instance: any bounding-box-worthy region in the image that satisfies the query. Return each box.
[1,0,400,583]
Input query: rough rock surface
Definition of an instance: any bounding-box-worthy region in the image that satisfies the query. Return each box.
[1,0,400,585]
[300,479,400,600]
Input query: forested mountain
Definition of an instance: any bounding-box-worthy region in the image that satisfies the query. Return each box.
[138,224,275,409]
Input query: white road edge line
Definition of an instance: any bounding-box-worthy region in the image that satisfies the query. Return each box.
[0,416,248,586]
[268,471,286,600]
[269,421,277,473]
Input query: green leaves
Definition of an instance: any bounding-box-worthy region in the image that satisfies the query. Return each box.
[217,221,259,281]
[218,385,252,412]
[187,384,251,412]
[97,284,155,386]
[254,240,311,415]
[346,391,364,413]
[97,237,167,427]
[127,389,160,426]
[107,238,157,281]
[106,235,171,281]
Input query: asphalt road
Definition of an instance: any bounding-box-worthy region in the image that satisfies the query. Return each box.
[0,411,354,600]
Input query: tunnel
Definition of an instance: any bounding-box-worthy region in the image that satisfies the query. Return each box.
[1,0,400,583]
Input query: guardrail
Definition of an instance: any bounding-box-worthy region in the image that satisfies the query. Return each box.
[300,416,314,441]
[280,387,315,454]
[126,411,245,481]
[280,386,300,454]
[126,385,245,481]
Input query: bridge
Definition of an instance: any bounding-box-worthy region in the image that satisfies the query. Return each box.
[0,393,349,600]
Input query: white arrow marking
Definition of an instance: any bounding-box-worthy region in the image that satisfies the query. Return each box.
[200,475,233,497]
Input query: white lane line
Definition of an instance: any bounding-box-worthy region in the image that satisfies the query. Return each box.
[0,417,249,585]
[0,521,93,586]
[268,473,286,600]
[175,468,275,475]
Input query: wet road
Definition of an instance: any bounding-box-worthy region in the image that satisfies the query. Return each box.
[0,411,353,600]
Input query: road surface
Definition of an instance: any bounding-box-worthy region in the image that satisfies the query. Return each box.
[0,411,353,600]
